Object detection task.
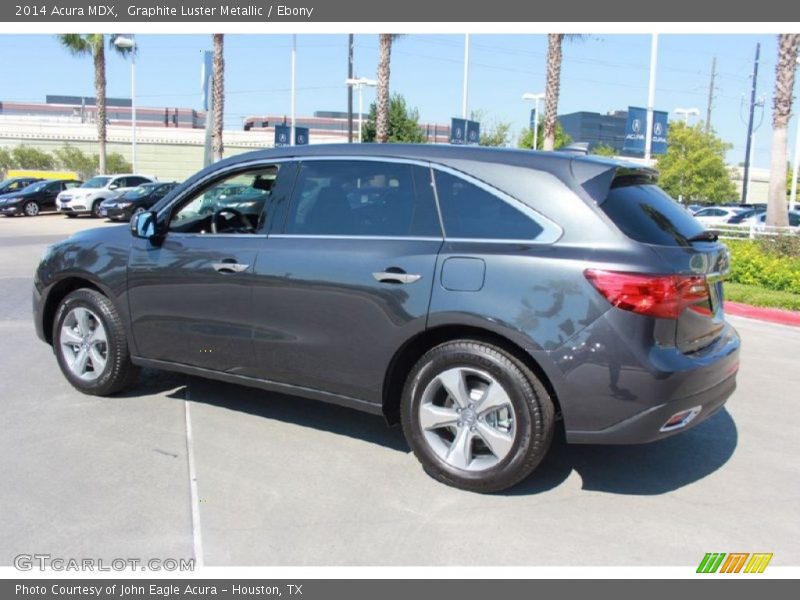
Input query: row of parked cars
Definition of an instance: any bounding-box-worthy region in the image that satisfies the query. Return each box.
[0,175,178,221]
[689,203,800,229]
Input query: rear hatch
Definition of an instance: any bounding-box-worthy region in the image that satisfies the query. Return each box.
[597,172,730,354]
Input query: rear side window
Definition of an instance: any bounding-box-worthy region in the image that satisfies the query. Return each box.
[600,183,706,247]
[285,160,441,237]
[434,171,545,240]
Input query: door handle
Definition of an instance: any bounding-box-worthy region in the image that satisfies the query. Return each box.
[372,269,422,285]
[212,260,249,274]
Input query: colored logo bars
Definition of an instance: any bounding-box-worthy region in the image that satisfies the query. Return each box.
[696,552,773,573]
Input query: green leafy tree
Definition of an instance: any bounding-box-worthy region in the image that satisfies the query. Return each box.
[479,122,512,147]
[104,152,132,174]
[53,145,96,179]
[591,143,617,157]
[0,148,11,176]
[518,118,571,150]
[362,94,426,143]
[10,145,55,170]
[655,121,736,204]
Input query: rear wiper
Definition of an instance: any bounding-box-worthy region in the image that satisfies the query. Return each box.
[687,230,719,242]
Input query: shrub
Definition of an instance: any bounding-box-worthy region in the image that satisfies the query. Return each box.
[726,238,800,294]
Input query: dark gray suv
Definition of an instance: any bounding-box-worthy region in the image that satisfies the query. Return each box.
[33,145,740,492]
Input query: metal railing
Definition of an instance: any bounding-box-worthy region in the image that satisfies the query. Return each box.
[713,222,800,240]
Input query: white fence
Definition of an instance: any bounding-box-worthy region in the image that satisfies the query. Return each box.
[714,223,799,240]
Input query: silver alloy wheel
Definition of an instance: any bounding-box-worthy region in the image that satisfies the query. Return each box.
[59,307,109,381]
[133,206,146,215]
[24,202,39,216]
[418,367,517,472]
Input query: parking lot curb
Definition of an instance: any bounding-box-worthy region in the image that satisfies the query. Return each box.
[725,301,800,327]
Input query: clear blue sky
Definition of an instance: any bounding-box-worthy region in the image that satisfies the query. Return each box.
[0,33,794,168]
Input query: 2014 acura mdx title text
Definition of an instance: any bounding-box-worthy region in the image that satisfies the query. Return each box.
[32,144,740,492]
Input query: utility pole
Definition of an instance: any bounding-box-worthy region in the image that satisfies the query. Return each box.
[742,43,760,204]
[462,33,470,119]
[705,56,716,132]
[347,34,354,143]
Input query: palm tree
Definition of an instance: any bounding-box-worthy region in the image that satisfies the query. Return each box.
[766,33,799,228]
[542,34,582,152]
[376,34,401,144]
[58,34,132,174]
[212,34,225,162]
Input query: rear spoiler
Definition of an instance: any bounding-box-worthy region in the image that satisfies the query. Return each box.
[570,160,659,205]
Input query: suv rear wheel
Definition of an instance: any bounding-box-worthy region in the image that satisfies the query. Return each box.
[401,340,554,493]
[53,289,139,395]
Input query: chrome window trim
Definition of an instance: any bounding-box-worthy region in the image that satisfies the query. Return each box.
[270,234,443,242]
[165,232,269,240]
[283,155,562,244]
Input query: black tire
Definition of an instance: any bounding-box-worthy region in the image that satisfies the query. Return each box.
[52,288,139,396]
[23,201,40,216]
[401,340,554,493]
[91,199,104,218]
[65,213,77,219]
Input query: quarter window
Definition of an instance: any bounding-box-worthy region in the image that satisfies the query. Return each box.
[285,160,441,237]
[433,170,545,240]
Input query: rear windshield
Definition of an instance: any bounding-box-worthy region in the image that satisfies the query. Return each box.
[600,183,707,247]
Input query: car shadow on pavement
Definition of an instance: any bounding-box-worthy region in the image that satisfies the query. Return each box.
[505,409,738,496]
[182,376,410,453]
[154,374,737,496]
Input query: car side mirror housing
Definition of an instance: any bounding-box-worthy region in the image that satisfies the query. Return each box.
[109,183,119,190]
[130,210,160,242]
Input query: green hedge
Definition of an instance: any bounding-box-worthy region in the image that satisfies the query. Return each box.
[726,238,800,294]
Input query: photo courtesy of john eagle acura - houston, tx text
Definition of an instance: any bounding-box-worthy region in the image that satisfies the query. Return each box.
[32,143,740,493]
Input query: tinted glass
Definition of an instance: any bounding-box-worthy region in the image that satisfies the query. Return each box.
[601,183,706,246]
[82,176,111,189]
[434,171,544,240]
[285,161,441,237]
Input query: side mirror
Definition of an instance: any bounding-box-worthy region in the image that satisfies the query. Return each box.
[130,210,159,241]
[109,183,119,190]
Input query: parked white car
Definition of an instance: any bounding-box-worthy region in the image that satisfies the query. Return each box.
[57,174,156,218]
[691,206,746,226]
[751,210,800,230]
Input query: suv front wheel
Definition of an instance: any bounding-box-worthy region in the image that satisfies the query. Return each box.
[53,288,139,395]
[91,199,104,218]
[401,340,555,493]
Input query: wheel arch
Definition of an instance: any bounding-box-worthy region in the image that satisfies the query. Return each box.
[382,324,561,426]
[41,276,108,345]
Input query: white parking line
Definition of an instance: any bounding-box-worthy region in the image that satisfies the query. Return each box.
[184,382,205,568]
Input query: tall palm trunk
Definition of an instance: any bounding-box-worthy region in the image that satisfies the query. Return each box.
[376,34,394,144]
[94,43,107,174]
[543,34,564,152]
[212,34,225,161]
[767,33,799,228]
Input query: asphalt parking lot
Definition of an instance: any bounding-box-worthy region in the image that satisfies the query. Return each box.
[1,213,798,567]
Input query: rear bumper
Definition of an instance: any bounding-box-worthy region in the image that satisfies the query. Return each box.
[565,371,736,444]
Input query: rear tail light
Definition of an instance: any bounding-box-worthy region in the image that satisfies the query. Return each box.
[584,269,710,319]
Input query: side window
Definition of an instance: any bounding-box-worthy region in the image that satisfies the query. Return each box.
[168,165,279,235]
[433,170,545,240]
[128,176,149,187]
[64,181,80,190]
[285,160,441,237]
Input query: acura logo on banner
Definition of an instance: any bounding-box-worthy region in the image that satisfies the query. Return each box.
[450,118,466,145]
[623,106,669,155]
[294,127,309,146]
[275,125,291,147]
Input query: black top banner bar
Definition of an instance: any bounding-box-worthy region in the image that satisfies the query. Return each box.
[0,0,798,22]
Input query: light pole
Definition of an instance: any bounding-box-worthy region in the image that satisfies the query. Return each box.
[345,77,377,143]
[113,35,136,171]
[522,92,545,150]
[790,56,800,212]
[674,107,700,123]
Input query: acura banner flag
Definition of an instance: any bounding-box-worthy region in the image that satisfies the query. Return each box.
[623,106,668,155]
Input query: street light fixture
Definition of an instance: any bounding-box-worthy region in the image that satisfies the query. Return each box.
[674,107,700,123]
[113,34,137,171]
[345,77,377,143]
[522,92,545,150]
